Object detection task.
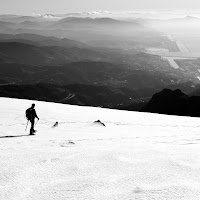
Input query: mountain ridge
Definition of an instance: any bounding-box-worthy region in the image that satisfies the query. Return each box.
[140,88,200,117]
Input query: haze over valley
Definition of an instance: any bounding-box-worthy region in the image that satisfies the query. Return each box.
[1,10,200,112]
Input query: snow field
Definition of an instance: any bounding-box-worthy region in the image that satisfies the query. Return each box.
[0,97,200,200]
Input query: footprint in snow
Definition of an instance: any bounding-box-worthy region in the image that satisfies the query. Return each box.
[133,186,143,194]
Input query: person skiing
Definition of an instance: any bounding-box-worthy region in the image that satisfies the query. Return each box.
[26,103,39,135]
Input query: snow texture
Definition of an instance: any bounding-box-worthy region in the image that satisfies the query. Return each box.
[0,97,200,200]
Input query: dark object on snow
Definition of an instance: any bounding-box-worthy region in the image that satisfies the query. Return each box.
[26,103,39,135]
[52,122,58,128]
[93,120,106,127]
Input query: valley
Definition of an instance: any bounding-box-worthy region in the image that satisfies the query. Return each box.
[0,14,200,111]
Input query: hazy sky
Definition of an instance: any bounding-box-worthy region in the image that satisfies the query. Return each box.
[0,0,200,15]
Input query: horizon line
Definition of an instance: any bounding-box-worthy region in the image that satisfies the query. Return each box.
[1,9,200,16]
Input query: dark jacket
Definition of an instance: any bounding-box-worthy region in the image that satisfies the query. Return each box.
[26,108,38,120]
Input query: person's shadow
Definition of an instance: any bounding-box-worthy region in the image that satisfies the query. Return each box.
[0,135,32,139]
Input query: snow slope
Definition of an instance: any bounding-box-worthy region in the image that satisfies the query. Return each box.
[1,97,200,200]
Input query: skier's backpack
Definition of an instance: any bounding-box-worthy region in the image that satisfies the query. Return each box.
[26,108,31,120]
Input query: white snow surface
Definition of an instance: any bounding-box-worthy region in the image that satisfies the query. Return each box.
[1,97,200,200]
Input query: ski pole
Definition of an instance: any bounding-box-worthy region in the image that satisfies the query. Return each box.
[25,120,29,131]
[35,118,39,127]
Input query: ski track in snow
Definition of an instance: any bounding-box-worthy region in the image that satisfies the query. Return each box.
[0,97,200,199]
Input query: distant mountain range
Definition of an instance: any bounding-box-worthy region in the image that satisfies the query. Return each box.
[1,12,199,22]
[0,16,155,44]
[0,15,182,50]
[0,15,199,112]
